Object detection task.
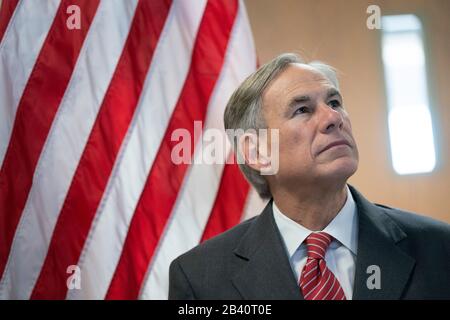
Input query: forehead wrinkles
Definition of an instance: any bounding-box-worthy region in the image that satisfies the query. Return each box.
[281,78,333,97]
[263,65,334,112]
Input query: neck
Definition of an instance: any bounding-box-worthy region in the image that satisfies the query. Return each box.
[272,182,348,231]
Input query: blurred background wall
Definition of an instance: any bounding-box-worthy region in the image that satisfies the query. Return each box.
[245,0,450,223]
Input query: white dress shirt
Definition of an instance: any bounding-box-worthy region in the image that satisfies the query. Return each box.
[272,186,358,299]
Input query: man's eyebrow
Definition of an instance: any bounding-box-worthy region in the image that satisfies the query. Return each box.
[326,88,342,100]
[285,88,343,115]
[287,95,310,110]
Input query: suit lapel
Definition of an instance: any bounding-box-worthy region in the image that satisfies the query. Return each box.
[230,186,416,300]
[231,201,302,299]
[349,186,416,299]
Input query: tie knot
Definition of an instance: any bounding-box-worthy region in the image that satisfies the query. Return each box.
[305,232,332,259]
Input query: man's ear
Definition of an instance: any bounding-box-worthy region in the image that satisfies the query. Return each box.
[238,132,272,172]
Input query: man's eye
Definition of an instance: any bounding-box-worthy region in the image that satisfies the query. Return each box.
[293,106,309,115]
[329,100,342,108]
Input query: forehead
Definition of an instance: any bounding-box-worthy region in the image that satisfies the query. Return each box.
[263,63,336,106]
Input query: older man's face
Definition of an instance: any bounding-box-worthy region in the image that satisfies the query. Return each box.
[262,63,359,187]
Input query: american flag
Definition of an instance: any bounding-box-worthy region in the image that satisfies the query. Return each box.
[0,0,265,299]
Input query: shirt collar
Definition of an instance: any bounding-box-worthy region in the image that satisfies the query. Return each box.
[272,185,358,258]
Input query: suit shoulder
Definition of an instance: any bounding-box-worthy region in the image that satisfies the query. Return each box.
[375,203,450,240]
[171,215,258,266]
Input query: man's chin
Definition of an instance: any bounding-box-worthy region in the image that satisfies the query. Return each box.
[319,158,358,181]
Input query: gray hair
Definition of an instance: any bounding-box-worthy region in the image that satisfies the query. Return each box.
[223,53,340,199]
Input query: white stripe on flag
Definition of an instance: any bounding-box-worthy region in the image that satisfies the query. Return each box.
[0,0,139,299]
[67,0,208,299]
[0,0,60,167]
[140,1,257,299]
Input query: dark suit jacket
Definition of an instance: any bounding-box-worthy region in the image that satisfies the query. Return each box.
[169,185,450,299]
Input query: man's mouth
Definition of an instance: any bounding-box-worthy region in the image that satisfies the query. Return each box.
[319,139,351,154]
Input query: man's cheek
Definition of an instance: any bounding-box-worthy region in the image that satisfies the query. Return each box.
[344,118,353,130]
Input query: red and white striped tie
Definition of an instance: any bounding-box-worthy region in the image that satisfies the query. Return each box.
[299,232,346,300]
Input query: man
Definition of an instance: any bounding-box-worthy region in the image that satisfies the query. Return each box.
[168,53,450,300]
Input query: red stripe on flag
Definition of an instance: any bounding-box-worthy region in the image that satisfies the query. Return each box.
[0,0,19,43]
[201,157,250,242]
[105,0,239,299]
[0,0,100,280]
[30,0,172,299]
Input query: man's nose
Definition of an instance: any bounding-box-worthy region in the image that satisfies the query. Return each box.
[318,103,344,133]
